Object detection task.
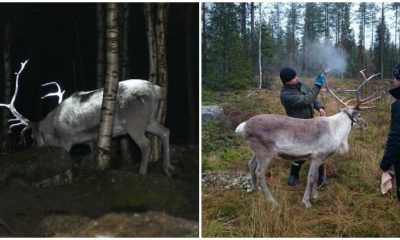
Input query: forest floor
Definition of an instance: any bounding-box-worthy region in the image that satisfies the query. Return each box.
[202,78,400,237]
[0,145,199,237]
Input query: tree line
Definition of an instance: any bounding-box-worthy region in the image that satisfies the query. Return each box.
[202,2,400,90]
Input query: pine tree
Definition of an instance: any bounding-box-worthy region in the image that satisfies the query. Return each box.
[203,3,251,90]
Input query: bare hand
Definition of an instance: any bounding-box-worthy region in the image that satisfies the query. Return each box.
[319,108,326,116]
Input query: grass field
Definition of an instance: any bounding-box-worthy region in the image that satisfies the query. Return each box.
[202,77,400,237]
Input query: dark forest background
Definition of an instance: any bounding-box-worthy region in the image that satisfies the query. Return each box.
[0,3,199,151]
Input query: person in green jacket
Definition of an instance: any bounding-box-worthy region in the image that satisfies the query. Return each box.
[279,67,330,187]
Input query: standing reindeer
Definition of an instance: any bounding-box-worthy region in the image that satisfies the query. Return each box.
[235,69,380,208]
[0,60,173,176]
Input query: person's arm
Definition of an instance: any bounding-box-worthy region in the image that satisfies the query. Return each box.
[380,102,400,171]
[281,74,326,109]
[313,97,326,116]
[281,86,320,109]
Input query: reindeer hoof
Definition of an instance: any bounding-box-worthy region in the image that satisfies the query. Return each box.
[311,192,318,199]
[164,164,174,177]
[302,199,312,208]
[271,200,278,207]
[139,168,147,175]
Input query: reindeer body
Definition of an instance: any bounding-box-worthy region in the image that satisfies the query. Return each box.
[236,108,366,207]
[33,80,172,175]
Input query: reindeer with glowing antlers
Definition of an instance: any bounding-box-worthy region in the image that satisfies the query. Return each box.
[0,60,173,176]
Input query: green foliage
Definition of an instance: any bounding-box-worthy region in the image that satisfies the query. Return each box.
[203,3,252,91]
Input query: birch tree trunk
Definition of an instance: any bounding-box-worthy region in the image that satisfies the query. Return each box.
[2,21,11,152]
[144,3,169,162]
[96,3,105,88]
[96,3,119,170]
[155,3,168,123]
[144,3,157,83]
[119,3,133,165]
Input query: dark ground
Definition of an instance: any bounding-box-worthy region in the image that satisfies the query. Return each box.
[0,145,199,237]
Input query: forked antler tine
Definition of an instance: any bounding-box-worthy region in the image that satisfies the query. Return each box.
[344,98,358,105]
[0,60,31,132]
[8,60,30,127]
[355,70,381,109]
[19,125,32,146]
[361,96,381,105]
[321,65,351,107]
[334,89,356,93]
[360,94,377,102]
[41,81,65,104]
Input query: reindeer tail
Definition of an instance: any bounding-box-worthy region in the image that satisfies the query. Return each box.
[235,121,247,136]
[153,84,167,100]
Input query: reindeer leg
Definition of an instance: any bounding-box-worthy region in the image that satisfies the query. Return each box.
[254,154,277,206]
[126,130,151,175]
[248,153,258,191]
[146,121,173,177]
[302,160,319,208]
[311,160,323,199]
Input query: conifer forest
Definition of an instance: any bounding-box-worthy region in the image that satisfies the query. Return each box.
[202,2,400,90]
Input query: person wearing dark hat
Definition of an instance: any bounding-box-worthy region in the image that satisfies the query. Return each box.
[379,63,400,201]
[279,67,329,187]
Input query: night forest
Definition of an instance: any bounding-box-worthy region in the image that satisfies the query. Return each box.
[0,3,199,237]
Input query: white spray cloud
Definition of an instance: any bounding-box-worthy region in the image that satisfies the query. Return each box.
[305,40,347,76]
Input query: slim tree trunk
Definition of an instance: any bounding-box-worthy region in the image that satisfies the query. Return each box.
[119,3,133,165]
[250,2,255,75]
[155,3,168,123]
[380,3,384,79]
[96,3,119,170]
[395,8,398,59]
[250,2,254,47]
[144,3,169,162]
[2,21,11,152]
[96,3,105,88]
[144,4,157,83]
[202,3,207,74]
[144,3,159,162]
[186,4,195,144]
[258,3,262,89]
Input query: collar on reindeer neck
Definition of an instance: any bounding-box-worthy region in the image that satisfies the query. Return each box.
[342,109,358,127]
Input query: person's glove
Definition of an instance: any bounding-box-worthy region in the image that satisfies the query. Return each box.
[314,73,326,87]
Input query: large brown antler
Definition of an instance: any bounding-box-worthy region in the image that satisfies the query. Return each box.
[321,65,380,109]
[0,60,32,144]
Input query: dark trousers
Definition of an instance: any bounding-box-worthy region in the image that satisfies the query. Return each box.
[291,160,324,177]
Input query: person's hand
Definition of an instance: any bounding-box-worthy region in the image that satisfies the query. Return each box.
[319,108,326,116]
[314,73,326,87]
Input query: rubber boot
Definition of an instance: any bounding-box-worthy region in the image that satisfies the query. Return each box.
[288,162,302,186]
[317,164,330,187]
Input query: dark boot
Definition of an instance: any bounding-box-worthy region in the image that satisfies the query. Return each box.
[318,164,330,187]
[288,162,302,186]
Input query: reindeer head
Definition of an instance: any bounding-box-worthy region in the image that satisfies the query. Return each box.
[0,60,65,146]
[322,65,380,130]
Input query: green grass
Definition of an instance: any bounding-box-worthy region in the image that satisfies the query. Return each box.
[202,78,400,237]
